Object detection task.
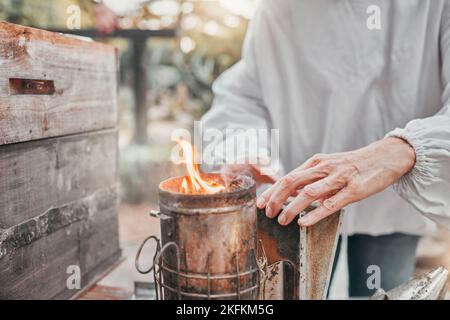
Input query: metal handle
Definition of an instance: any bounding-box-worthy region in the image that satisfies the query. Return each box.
[149,210,174,237]
[135,211,164,274]
[149,210,172,220]
[135,235,160,274]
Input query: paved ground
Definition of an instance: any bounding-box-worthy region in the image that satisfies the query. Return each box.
[99,202,160,292]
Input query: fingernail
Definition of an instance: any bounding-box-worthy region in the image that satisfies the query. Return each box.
[257,197,265,208]
[278,214,286,225]
[266,207,272,218]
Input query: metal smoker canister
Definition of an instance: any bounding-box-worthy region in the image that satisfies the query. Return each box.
[136,174,260,300]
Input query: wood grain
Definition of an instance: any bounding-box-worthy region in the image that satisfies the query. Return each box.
[0,21,118,146]
[0,22,120,299]
[0,130,118,229]
[0,185,117,258]
[0,186,121,300]
[0,131,120,299]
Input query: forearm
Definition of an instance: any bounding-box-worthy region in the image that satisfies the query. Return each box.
[386,105,450,228]
[355,137,416,185]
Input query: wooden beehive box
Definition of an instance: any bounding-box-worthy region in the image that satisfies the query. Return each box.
[0,22,121,299]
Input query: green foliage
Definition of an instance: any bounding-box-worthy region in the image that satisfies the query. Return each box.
[0,0,94,28]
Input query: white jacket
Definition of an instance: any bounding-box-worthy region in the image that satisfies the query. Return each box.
[201,0,450,236]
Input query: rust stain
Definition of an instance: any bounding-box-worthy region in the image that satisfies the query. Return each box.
[257,230,285,264]
[257,209,299,265]
[265,263,281,299]
[42,112,49,132]
[257,206,342,300]
[0,21,116,53]
[300,211,342,300]
[155,174,259,300]
[0,40,26,60]
[257,209,300,300]
[0,28,30,60]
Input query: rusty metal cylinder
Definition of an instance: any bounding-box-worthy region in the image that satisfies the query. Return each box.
[156,173,259,300]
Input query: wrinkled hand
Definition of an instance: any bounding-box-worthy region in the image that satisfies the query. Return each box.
[256,137,416,227]
[94,3,119,34]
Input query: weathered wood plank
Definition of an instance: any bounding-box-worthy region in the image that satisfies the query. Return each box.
[0,130,118,229]
[0,22,120,299]
[0,185,117,258]
[79,187,121,276]
[0,186,120,300]
[0,21,118,146]
[0,221,82,299]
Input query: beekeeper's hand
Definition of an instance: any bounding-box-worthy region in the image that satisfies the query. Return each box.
[256,137,416,227]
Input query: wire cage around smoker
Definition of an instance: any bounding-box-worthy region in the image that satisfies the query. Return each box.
[134,174,274,300]
[136,236,267,300]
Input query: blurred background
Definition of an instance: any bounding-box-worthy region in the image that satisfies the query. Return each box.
[0,0,258,296]
[1,0,449,299]
[0,0,254,202]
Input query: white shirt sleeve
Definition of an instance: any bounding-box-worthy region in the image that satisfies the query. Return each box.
[386,4,450,228]
[200,3,283,175]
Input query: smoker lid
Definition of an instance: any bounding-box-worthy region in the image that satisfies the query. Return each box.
[158,173,256,211]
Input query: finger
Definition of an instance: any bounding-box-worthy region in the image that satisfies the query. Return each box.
[315,189,339,204]
[277,183,338,226]
[277,190,314,226]
[264,168,326,218]
[257,183,277,213]
[257,167,321,213]
[297,188,353,227]
[303,175,346,199]
[256,156,322,210]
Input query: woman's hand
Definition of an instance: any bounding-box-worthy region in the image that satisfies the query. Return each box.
[256,137,416,227]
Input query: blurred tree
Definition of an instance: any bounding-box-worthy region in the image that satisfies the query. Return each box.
[0,0,252,144]
[120,1,248,120]
[0,0,95,28]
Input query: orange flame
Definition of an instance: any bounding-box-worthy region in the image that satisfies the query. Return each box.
[175,139,225,194]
